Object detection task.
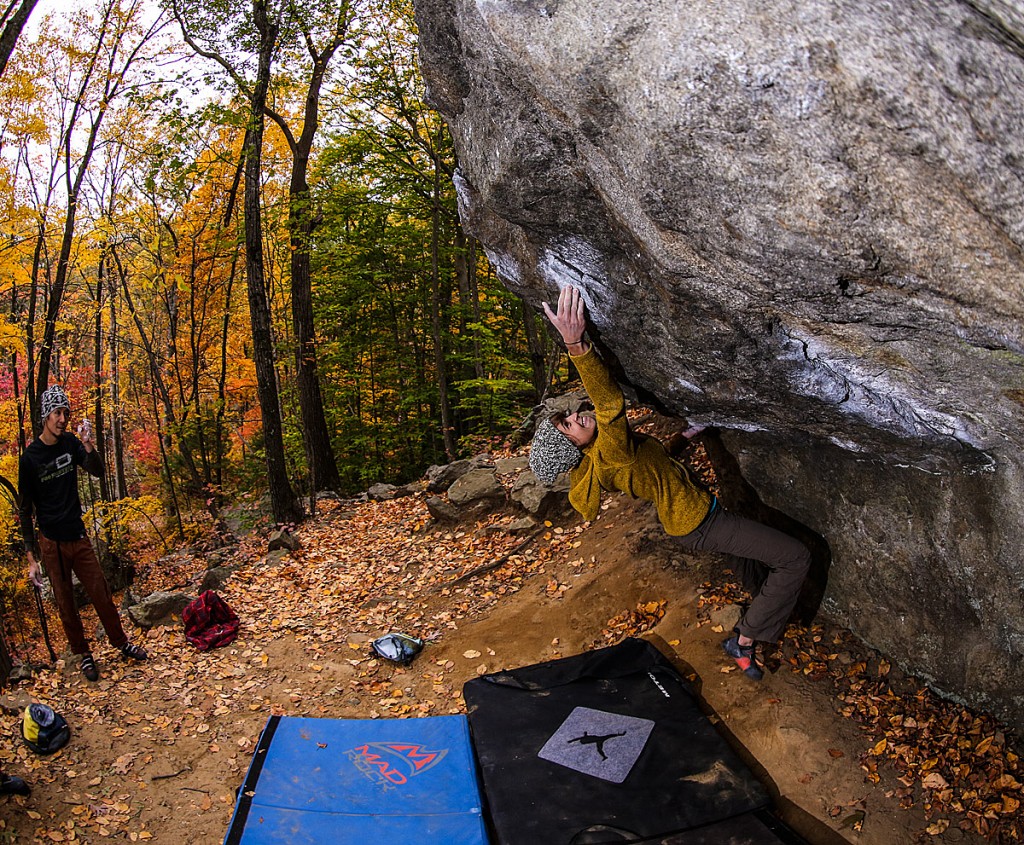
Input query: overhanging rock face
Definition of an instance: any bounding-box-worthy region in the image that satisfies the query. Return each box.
[413,0,1024,727]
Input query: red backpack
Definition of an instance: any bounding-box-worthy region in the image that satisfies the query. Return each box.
[182,590,240,651]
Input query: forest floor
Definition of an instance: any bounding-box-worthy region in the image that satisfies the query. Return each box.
[0,443,1020,844]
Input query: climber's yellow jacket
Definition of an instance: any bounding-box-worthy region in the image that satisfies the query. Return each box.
[568,346,712,535]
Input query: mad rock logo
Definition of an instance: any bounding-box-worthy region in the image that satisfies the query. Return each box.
[346,742,448,790]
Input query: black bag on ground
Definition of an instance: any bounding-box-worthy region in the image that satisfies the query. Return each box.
[22,703,70,755]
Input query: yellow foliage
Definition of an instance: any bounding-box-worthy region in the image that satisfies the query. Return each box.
[86,495,173,557]
[0,317,26,355]
[0,400,25,452]
[0,453,24,606]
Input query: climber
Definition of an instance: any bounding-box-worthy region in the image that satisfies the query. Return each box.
[529,285,811,680]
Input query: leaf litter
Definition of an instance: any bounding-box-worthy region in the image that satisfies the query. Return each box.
[0,446,1018,843]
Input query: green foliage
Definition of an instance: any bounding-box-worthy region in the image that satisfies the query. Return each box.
[305,1,542,487]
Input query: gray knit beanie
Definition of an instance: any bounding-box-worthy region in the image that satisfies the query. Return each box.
[529,418,583,486]
[40,385,70,420]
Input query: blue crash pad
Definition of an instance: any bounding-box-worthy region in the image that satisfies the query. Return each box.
[223,714,489,844]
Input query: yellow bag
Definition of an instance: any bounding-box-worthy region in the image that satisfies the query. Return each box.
[21,704,70,755]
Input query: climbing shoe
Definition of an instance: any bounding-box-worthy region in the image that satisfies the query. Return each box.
[0,774,30,797]
[80,653,99,682]
[120,643,148,662]
[722,636,764,681]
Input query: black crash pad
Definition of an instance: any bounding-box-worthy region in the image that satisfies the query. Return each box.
[464,638,806,845]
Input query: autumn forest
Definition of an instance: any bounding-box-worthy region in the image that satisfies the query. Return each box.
[0,0,556,566]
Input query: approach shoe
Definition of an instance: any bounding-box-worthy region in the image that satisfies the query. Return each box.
[0,774,30,797]
[120,643,148,662]
[80,653,99,682]
[722,636,764,681]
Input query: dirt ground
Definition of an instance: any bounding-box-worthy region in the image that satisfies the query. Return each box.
[0,476,1011,844]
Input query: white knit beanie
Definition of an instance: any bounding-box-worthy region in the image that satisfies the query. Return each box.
[40,385,70,420]
[529,418,583,485]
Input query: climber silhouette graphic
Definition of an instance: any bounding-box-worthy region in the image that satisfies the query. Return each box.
[566,730,627,761]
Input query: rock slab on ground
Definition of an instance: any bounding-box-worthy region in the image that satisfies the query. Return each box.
[127,591,193,629]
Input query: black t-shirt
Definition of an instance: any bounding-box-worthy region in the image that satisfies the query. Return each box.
[18,434,103,549]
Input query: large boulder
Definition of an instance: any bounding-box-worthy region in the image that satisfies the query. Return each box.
[494,455,529,476]
[200,566,236,593]
[367,483,399,501]
[425,495,461,523]
[415,0,1024,727]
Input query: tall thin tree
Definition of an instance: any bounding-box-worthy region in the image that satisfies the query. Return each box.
[262,1,351,494]
[171,0,304,523]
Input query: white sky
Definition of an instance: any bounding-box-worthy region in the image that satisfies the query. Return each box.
[29,0,162,31]
[21,0,224,103]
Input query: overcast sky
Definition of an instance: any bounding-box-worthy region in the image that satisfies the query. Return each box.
[27,0,167,37]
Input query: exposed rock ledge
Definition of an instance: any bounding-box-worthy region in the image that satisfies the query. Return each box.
[414,0,1024,728]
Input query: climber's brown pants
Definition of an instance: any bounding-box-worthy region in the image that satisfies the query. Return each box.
[677,504,811,643]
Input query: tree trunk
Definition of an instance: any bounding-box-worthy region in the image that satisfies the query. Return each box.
[108,269,127,499]
[246,1,302,524]
[215,139,246,493]
[112,246,209,499]
[150,388,184,539]
[430,158,457,459]
[92,250,110,502]
[35,47,104,425]
[0,0,39,79]
[34,195,81,427]
[33,6,154,430]
[280,33,343,494]
[9,240,27,449]
[522,295,548,401]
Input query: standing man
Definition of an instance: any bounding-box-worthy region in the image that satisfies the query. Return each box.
[19,385,148,682]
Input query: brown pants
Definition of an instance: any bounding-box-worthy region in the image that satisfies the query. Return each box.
[38,535,128,655]
[677,504,811,643]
